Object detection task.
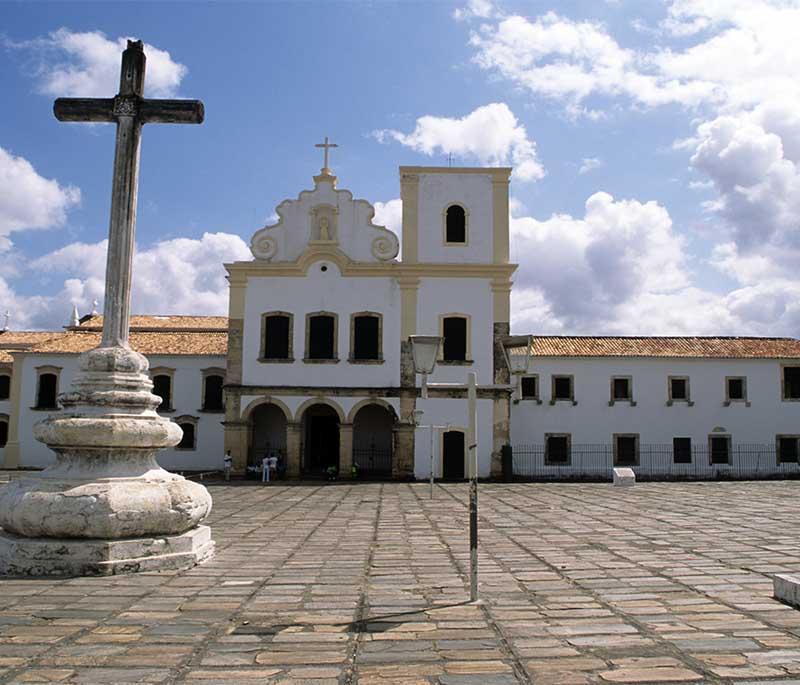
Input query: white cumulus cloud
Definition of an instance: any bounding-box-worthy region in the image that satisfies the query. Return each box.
[579,157,604,175]
[10,28,187,98]
[373,103,545,182]
[0,146,80,250]
[4,232,251,330]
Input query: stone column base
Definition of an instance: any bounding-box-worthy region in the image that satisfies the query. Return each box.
[0,525,214,577]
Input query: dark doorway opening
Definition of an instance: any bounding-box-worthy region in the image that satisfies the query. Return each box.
[442,430,465,480]
[303,404,340,476]
[352,403,394,478]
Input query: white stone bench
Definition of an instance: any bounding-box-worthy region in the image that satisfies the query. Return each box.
[613,467,636,486]
[774,574,800,609]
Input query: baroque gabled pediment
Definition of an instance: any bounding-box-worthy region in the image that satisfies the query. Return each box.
[250,172,399,263]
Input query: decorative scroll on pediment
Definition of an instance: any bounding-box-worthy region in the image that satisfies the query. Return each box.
[249,174,399,264]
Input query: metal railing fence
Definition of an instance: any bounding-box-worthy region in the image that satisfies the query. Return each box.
[511,443,800,481]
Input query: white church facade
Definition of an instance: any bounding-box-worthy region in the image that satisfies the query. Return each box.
[2,161,800,480]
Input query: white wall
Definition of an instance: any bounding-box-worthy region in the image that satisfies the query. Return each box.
[15,353,226,471]
[417,173,493,263]
[416,277,494,385]
[511,357,800,446]
[413,397,494,478]
[242,261,401,387]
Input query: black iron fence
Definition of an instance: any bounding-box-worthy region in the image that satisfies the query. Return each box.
[352,447,392,479]
[511,443,800,481]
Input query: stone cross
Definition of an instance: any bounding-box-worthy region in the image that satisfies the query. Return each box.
[54,39,204,349]
[315,136,338,174]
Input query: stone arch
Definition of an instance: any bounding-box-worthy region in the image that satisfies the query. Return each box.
[351,402,395,478]
[299,401,342,476]
[294,397,346,424]
[247,402,289,471]
[346,398,397,424]
[241,396,292,423]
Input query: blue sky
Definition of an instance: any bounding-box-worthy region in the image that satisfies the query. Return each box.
[2,0,799,336]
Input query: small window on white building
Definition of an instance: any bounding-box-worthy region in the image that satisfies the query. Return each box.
[614,434,639,466]
[352,313,381,361]
[520,375,538,400]
[262,312,292,360]
[151,372,174,412]
[673,437,692,464]
[668,376,691,404]
[35,369,60,410]
[551,375,574,402]
[726,376,747,403]
[307,313,337,361]
[545,434,570,465]
[709,435,731,464]
[0,372,10,401]
[202,372,225,412]
[777,436,799,464]
[0,414,8,448]
[445,204,467,244]
[611,376,633,404]
[175,416,197,450]
[783,366,800,400]
[442,316,468,362]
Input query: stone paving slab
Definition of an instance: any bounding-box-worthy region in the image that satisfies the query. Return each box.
[2,481,800,683]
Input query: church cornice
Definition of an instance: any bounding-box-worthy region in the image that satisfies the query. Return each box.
[224,259,517,280]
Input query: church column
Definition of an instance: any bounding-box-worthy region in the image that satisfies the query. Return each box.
[492,278,513,479]
[339,422,354,478]
[223,389,248,474]
[286,422,302,478]
[395,276,419,480]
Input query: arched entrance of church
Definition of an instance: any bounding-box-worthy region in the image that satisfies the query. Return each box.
[352,403,395,478]
[302,404,340,476]
[249,403,287,474]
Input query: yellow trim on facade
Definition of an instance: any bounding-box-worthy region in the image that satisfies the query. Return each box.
[492,174,510,265]
[491,278,512,323]
[399,277,419,341]
[225,259,517,280]
[399,166,512,180]
[400,171,419,263]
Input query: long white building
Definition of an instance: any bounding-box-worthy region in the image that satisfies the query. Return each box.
[2,162,799,479]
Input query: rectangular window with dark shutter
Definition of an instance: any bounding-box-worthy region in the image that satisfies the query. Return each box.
[784,367,800,399]
[442,317,467,362]
[546,435,570,464]
[710,436,730,464]
[353,316,380,360]
[520,376,537,399]
[309,315,335,360]
[553,376,573,401]
[673,437,692,463]
[778,436,799,463]
[264,315,290,359]
[0,374,9,401]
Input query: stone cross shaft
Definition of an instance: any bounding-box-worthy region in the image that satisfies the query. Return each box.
[54,39,204,348]
[315,136,338,174]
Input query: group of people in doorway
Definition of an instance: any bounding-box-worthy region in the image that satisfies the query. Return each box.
[222,449,286,482]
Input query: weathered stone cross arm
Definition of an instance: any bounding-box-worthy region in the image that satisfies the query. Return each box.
[54,97,204,124]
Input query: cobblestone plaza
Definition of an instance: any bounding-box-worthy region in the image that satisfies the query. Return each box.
[3,480,800,684]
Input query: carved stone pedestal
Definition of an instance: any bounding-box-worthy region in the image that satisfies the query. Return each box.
[0,346,214,577]
[0,525,213,577]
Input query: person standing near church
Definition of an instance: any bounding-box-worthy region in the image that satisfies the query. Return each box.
[223,450,232,482]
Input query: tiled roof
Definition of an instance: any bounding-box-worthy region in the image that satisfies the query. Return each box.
[75,315,228,332]
[28,331,227,356]
[0,331,65,349]
[518,336,800,359]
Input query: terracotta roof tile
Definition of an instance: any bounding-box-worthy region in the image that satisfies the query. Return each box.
[76,315,228,332]
[28,331,227,356]
[0,331,65,349]
[520,336,800,359]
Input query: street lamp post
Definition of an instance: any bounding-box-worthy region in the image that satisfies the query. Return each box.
[409,334,533,603]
